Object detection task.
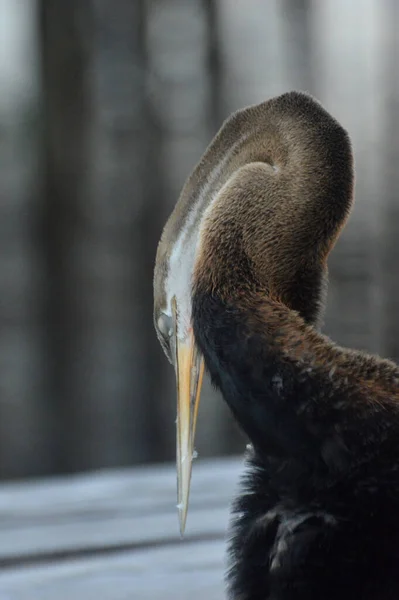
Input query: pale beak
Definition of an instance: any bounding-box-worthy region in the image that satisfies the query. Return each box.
[171,297,205,537]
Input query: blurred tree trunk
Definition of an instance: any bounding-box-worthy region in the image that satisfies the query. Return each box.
[312,1,382,356]
[281,0,314,93]
[382,0,399,361]
[79,0,156,467]
[40,0,93,471]
[204,0,223,130]
[0,0,48,478]
[40,0,164,471]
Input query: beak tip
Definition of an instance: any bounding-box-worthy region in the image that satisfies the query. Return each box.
[178,506,187,538]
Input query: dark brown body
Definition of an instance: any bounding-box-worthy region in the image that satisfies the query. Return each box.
[192,289,399,599]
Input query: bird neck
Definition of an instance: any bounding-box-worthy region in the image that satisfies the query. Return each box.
[191,283,399,471]
[194,215,328,328]
[193,150,352,328]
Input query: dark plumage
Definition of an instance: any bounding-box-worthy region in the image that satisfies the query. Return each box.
[192,290,399,599]
[154,91,399,598]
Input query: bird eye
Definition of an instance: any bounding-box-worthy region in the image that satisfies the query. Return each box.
[157,312,173,361]
[157,313,173,339]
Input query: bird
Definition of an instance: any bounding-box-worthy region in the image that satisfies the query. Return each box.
[153,91,399,599]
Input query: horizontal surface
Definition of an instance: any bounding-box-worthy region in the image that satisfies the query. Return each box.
[0,456,245,598]
[0,540,227,600]
[0,457,244,562]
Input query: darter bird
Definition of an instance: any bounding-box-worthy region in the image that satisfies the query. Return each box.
[153,91,399,599]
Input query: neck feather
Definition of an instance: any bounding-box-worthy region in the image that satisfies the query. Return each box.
[192,284,399,471]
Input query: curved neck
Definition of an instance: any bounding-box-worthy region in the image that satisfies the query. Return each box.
[192,283,399,470]
[193,160,334,328]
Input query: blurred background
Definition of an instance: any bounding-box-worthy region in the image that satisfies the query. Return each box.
[0,0,397,481]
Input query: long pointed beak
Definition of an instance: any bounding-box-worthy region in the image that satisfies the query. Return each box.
[171,297,205,537]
